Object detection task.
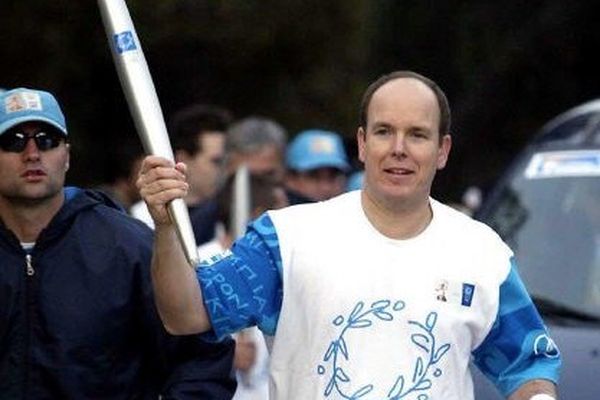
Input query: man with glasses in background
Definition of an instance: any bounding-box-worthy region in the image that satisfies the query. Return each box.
[0,88,236,399]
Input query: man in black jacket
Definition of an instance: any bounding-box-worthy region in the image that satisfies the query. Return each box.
[0,87,236,399]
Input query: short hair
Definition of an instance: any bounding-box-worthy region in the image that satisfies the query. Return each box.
[359,70,451,136]
[226,117,287,155]
[107,138,144,182]
[168,104,233,155]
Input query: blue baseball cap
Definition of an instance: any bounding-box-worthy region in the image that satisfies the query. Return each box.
[286,129,350,172]
[0,88,67,136]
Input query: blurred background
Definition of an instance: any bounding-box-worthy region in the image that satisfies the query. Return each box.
[2,0,600,203]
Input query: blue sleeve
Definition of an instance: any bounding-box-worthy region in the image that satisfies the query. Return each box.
[196,213,284,341]
[472,258,561,397]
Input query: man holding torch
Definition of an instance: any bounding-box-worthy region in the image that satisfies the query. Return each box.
[139,71,560,400]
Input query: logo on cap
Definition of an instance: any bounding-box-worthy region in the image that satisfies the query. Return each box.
[5,92,43,114]
[310,137,336,154]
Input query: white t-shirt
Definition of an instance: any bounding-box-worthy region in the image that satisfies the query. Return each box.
[197,191,561,400]
[130,200,155,229]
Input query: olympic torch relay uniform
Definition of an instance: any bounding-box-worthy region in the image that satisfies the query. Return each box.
[197,190,561,400]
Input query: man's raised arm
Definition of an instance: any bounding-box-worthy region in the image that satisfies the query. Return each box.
[137,155,211,335]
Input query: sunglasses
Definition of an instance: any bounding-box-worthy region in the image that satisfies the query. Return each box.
[0,127,66,153]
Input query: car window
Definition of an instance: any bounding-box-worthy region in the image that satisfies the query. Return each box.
[539,108,600,146]
[484,149,600,319]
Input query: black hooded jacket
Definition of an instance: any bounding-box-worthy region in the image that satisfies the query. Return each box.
[0,188,235,399]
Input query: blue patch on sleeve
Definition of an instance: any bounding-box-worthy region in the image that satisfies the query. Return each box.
[197,213,283,341]
[472,259,561,396]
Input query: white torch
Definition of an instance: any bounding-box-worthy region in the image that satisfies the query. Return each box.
[98,0,200,266]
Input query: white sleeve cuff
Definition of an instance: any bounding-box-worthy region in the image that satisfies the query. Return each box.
[529,395,556,400]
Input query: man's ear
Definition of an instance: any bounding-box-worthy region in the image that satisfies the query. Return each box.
[65,144,71,171]
[436,134,452,170]
[357,127,367,163]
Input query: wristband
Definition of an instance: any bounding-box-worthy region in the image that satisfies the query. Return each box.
[529,395,556,400]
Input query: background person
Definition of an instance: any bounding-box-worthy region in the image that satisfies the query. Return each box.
[284,129,350,204]
[199,173,288,256]
[198,172,288,400]
[224,116,288,182]
[96,137,145,213]
[139,71,560,400]
[190,116,289,245]
[130,103,233,243]
[0,88,236,399]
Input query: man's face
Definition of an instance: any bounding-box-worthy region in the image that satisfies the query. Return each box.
[178,132,225,203]
[287,167,346,201]
[227,144,285,183]
[0,121,69,206]
[357,78,451,210]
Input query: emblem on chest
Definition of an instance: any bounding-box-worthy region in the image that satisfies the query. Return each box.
[317,299,452,399]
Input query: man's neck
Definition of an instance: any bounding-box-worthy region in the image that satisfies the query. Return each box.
[0,195,64,243]
[360,190,433,240]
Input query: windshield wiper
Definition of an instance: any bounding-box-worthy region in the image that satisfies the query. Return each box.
[533,296,600,323]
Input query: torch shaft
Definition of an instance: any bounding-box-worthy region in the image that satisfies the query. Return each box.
[98,0,199,266]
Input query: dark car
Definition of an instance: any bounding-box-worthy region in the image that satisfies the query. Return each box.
[471,99,600,399]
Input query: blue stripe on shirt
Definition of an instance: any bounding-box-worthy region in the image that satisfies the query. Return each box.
[197,213,283,341]
[472,258,561,396]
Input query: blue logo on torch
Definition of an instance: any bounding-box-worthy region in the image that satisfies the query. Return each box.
[114,31,137,54]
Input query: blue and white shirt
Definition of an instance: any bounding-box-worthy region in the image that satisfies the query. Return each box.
[197,191,561,400]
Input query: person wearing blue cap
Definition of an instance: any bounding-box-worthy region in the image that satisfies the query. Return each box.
[139,71,560,400]
[0,88,236,399]
[285,129,350,204]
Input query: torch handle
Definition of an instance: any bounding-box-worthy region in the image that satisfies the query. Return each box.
[98,0,199,266]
